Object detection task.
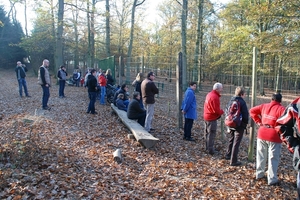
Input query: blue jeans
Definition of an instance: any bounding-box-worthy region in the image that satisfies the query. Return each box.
[124,99,130,108]
[59,80,66,97]
[41,85,50,108]
[100,86,106,104]
[76,79,80,87]
[184,118,194,138]
[87,92,97,114]
[18,78,29,97]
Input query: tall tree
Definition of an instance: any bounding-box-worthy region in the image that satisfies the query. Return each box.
[55,0,64,72]
[0,5,26,68]
[126,0,145,70]
[105,0,111,57]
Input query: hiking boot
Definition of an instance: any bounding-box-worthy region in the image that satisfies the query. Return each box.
[42,106,51,110]
[208,150,219,155]
[225,155,231,160]
[184,137,196,142]
[269,181,280,186]
[230,161,242,166]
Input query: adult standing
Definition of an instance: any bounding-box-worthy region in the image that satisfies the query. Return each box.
[203,82,224,155]
[73,70,80,87]
[57,65,68,98]
[15,61,30,98]
[225,87,249,166]
[250,93,285,185]
[127,92,146,127]
[98,71,107,105]
[105,69,114,86]
[181,82,197,141]
[141,72,159,132]
[86,69,98,114]
[276,97,300,197]
[38,59,51,110]
[132,72,144,109]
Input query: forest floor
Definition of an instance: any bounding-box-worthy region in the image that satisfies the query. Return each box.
[0,69,298,199]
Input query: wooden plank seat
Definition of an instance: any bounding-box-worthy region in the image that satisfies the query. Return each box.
[111,103,159,149]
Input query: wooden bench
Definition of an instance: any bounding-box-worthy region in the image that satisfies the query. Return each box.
[111,103,159,149]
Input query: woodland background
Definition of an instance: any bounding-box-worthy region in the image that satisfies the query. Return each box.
[1,0,300,95]
[0,69,299,199]
[0,0,300,198]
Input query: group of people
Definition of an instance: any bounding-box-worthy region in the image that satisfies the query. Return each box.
[111,72,159,132]
[15,60,300,194]
[182,81,300,191]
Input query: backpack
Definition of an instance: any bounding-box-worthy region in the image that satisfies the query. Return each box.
[225,98,242,129]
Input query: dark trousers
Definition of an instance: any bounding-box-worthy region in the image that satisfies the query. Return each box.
[87,92,97,114]
[184,118,194,138]
[205,120,217,153]
[59,80,66,97]
[226,128,244,164]
[129,111,146,127]
[41,85,50,108]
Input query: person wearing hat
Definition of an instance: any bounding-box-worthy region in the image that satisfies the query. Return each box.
[249,92,285,186]
[57,65,68,98]
[141,72,159,132]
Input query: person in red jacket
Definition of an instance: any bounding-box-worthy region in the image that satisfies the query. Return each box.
[203,82,224,155]
[98,71,107,105]
[249,93,285,186]
[275,97,300,197]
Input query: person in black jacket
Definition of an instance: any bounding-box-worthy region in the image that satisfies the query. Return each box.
[127,92,146,127]
[113,84,129,107]
[132,72,144,109]
[57,65,68,98]
[141,72,159,132]
[105,69,114,86]
[15,61,30,97]
[86,69,98,114]
[225,86,249,166]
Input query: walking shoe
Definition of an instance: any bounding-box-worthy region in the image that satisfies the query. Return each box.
[184,137,196,142]
[42,106,51,110]
[224,155,230,160]
[26,95,31,97]
[230,161,242,166]
[208,150,219,155]
[91,112,98,114]
[150,128,156,131]
[269,181,280,186]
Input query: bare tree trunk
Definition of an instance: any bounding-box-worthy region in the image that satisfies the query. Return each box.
[259,53,265,95]
[90,0,96,68]
[106,0,111,57]
[55,0,64,72]
[87,0,91,69]
[275,57,283,92]
[70,0,80,70]
[24,0,28,37]
[126,0,145,82]
[195,0,204,87]
[181,0,188,89]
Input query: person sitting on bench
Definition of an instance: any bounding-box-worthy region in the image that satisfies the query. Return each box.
[127,92,146,127]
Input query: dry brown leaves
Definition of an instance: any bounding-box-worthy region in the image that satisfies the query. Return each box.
[0,69,298,199]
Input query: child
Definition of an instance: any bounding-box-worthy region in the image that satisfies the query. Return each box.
[116,93,127,111]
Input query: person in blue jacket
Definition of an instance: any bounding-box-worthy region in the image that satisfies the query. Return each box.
[181,81,197,141]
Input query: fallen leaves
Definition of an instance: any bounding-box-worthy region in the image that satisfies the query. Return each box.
[0,69,298,199]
